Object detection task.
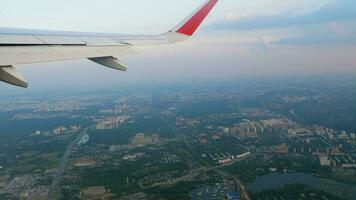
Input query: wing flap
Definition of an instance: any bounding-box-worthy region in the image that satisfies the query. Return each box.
[0,66,28,88]
[0,34,45,45]
[36,35,85,45]
[89,57,127,71]
[79,37,118,45]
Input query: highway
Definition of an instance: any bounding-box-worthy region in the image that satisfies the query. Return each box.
[47,128,89,200]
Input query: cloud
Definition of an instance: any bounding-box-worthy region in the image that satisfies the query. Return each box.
[274,19,356,45]
[213,0,356,30]
[208,0,356,45]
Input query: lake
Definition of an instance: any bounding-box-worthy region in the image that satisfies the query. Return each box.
[248,173,356,200]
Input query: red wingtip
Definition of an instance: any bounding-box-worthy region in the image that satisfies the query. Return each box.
[176,0,218,36]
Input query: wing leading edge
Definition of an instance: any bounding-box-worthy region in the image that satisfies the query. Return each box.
[0,0,219,88]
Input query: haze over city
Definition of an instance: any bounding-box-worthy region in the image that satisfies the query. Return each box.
[0,1,355,200]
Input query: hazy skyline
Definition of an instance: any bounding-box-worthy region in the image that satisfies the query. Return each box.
[0,0,355,92]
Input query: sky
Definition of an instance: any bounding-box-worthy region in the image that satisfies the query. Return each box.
[0,0,355,92]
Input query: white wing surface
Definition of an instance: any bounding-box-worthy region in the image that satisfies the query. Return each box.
[0,0,219,87]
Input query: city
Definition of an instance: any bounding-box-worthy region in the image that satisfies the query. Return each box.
[0,78,355,200]
[0,0,355,199]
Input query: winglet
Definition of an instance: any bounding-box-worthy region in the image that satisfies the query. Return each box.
[171,0,219,36]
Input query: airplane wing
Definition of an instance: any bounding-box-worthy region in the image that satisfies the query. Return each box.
[0,0,219,88]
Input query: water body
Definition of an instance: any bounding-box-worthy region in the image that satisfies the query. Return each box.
[249,173,356,200]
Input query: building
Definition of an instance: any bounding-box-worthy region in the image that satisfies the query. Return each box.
[129,192,147,200]
[198,134,208,144]
[338,131,349,140]
[212,133,221,140]
[74,158,95,167]
[151,134,160,143]
[342,164,356,168]
[262,119,290,129]
[70,125,81,132]
[287,128,310,136]
[218,158,232,164]
[109,144,132,151]
[350,133,356,139]
[132,133,160,147]
[53,126,67,135]
[77,134,89,145]
[32,130,41,136]
[330,147,343,155]
[81,186,107,199]
[190,182,238,200]
[320,156,331,166]
[96,116,128,130]
[229,122,258,138]
[275,143,289,154]
[122,152,145,161]
[227,192,239,200]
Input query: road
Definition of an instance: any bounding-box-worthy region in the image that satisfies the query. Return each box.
[141,151,252,200]
[214,169,251,200]
[48,125,251,199]
[289,109,306,123]
[47,128,89,200]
